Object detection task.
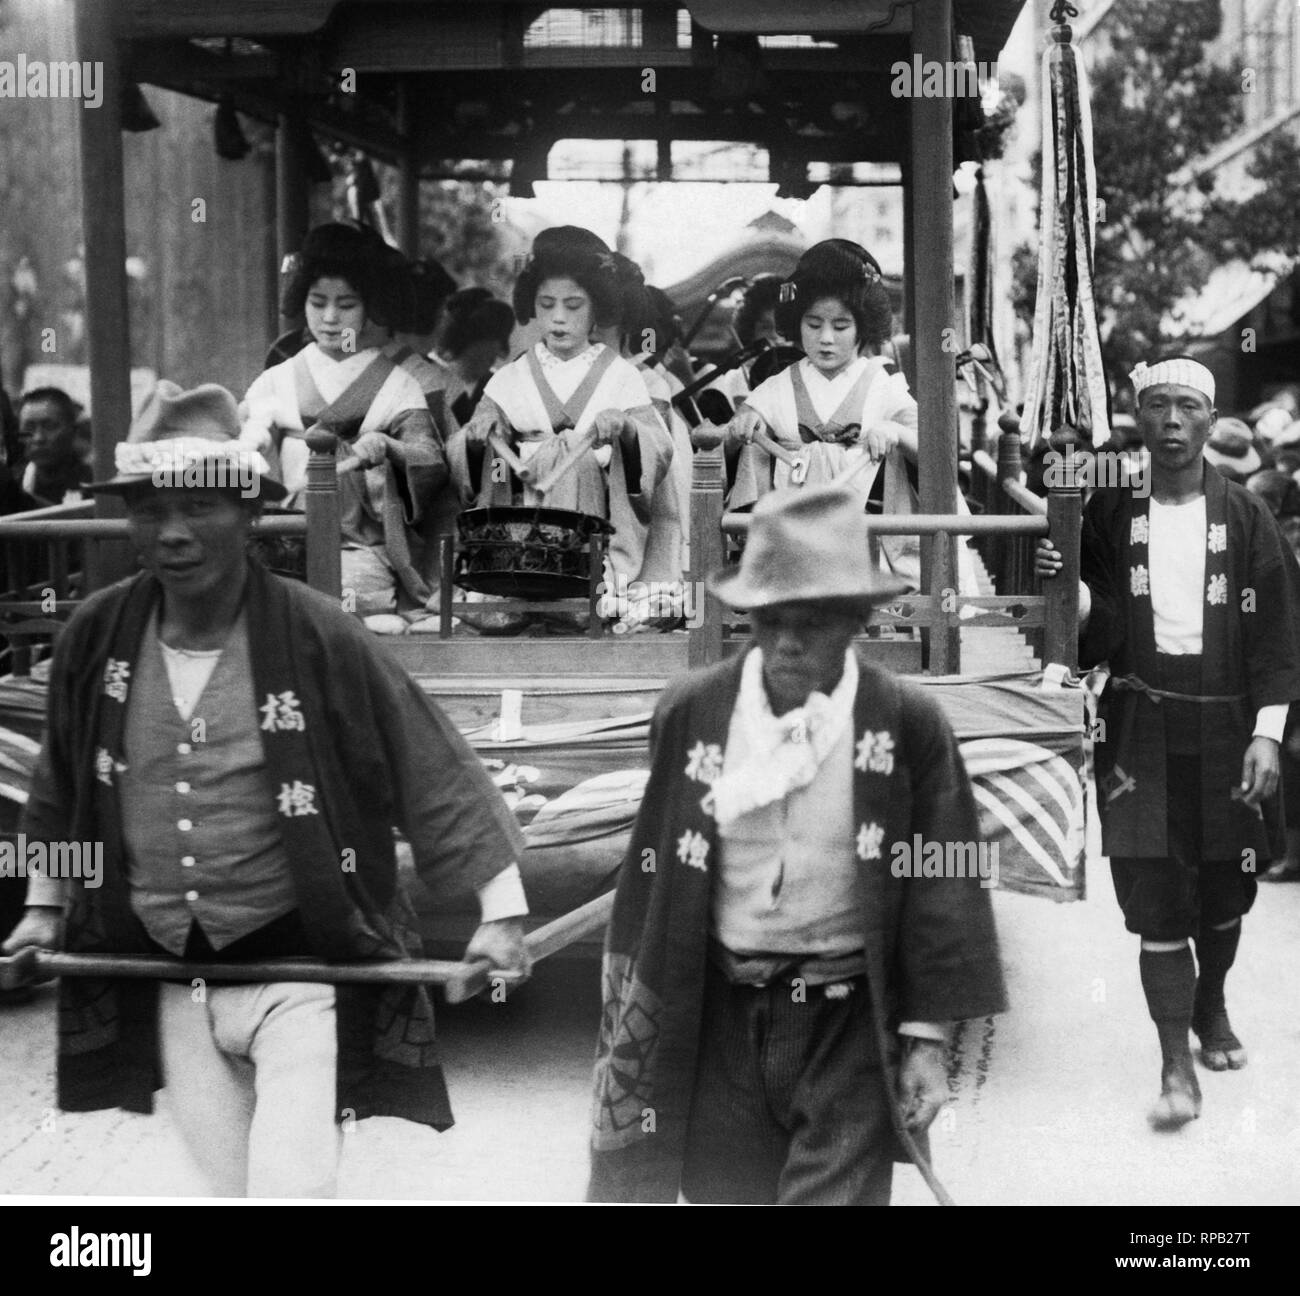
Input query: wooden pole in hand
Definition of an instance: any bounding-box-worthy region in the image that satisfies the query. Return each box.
[1043,425,1081,672]
[305,430,342,602]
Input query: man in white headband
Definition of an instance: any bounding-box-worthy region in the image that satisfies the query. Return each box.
[3,381,531,1196]
[1038,355,1300,1131]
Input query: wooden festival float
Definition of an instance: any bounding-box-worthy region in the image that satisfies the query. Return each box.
[0,1,1093,995]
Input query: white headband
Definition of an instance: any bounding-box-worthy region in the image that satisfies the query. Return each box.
[1129,359,1215,405]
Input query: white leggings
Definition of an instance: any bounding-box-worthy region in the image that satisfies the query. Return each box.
[158,980,342,1198]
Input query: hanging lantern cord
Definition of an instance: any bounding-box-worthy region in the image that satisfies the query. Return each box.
[1048,1,1079,22]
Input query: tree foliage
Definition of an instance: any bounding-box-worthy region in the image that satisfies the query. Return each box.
[1012,0,1300,379]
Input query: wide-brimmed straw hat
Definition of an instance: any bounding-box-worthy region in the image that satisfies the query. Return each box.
[87,380,286,501]
[1202,418,1261,478]
[709,485,910,610]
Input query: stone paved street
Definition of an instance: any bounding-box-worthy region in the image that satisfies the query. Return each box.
[4,875,1298,1205]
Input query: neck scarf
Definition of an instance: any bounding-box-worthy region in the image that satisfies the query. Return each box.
[711,647,858,829]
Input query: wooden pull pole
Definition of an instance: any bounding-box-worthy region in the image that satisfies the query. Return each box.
[304,429,342,601]
[1043,424,1082,673]
[0,892,619,1005]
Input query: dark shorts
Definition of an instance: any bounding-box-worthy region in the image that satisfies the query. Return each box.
[680,961,896,1206]
[1110,757,1257,940]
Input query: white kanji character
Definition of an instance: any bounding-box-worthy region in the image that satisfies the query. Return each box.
[102,659,131,704]
[856,822,885,861]
[676,829,709,871]
[1130,565,1150,597]
[684,741,724,785]
[260,690,306,732]
[1207,573,1228,606]
[1208,524,1227,554]
[94,747,115,787]
[855,729,896,776]
[276,780,319,817]
[1130,516,1149,545]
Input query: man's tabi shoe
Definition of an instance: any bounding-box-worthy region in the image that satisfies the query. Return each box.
[1193,1008,1247,1071]
[1148,1065,1202,1131]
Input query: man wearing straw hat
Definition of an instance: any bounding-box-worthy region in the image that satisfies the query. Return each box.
[588,485,1006,1204]
[1038,356,1300,1130]
[1,381,531,1196]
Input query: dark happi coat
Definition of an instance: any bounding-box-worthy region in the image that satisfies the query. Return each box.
[23,562,524,1127]
[1080,469,1300,860]
[587,649,1007,1203]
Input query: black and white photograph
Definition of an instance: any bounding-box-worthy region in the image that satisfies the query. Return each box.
[0,0,1297,1242]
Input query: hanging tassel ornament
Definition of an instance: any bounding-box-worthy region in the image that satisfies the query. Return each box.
[1020,1,1109,452]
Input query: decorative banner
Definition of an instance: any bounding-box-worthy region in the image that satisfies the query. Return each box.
[1020,9,1110,450]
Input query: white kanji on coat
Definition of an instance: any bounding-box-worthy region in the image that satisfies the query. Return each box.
[260,690,306,732]
[684,741,724,785]
[854,729,895,776]
[276,780,319,817]
[1130,516,1149,545]
[1130,565,1150,597]
[102,659,131,704]
[94,747,116,787]
[1208,524,1227,554]
[1207,573,1228,605]
[856,821,885,861]
[676,829,709,871]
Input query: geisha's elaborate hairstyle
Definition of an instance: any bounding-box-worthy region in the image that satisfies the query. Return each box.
[280,222,408,329]
[441,287,515,358]
[774,239,893,348]
[511,225,622,328]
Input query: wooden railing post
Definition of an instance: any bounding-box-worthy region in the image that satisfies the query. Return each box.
[969,394,990,562]
[688,446,725,668]
[996,412,1025,592]
[304,430,342,604]
[1043,425,1081,673]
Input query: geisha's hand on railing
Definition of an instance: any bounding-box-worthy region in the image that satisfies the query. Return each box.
[239,421,275,454]
[337,431,389,474]
[726,407,766,447]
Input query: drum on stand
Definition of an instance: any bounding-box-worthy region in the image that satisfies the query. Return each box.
[454,505,614,601]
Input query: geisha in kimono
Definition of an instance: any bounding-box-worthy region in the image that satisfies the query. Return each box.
[461,226,675,625]
[725,240,933,591]
[598,263,692,624]
[240,223,447,631]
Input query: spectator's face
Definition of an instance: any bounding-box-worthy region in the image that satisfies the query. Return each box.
[1137,384,1216,475]
[19,398,75,466]
[124,487,254,605]
[801,296,860,379]
[535,277,594,360]
[751,599,864,714]
[753,308,780,346]
[305,276,368,358]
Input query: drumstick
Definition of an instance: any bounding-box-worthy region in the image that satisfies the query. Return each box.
[748,425,809,483]
[532,425,601,497]
[487,432,529,480]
